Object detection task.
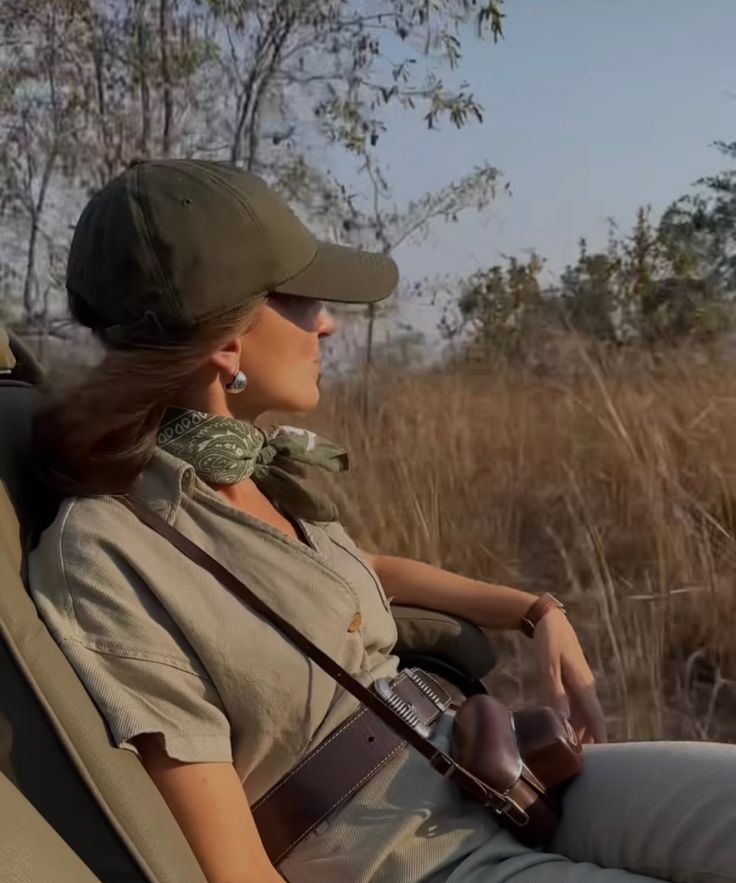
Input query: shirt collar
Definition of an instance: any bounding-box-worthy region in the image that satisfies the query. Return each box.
[133,447,196,523]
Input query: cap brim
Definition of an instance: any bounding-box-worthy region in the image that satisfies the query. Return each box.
[274,241,398,304]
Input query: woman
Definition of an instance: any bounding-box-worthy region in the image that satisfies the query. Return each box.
[29,159,736,883]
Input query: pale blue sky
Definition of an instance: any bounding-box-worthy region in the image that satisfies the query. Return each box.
[361,0,734,329]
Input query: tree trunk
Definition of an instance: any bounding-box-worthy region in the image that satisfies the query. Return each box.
[136,1,151,156]
[21,151,56,327]
[22,212,39,323]
[159,0,173,156]
[230,9,283,165]
[91,27,113,183]
[231,84,254,165]
[245,16,294,171]
[362,301,376,418]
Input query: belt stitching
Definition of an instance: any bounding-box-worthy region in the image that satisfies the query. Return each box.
[253,706,371,808]
[254,672,414,808]
[260,670,437,863]
[274,740,407,864]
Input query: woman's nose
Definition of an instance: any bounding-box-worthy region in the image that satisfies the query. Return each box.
[317,305,337,338]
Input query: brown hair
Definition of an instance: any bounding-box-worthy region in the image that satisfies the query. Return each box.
[34,298,265,497]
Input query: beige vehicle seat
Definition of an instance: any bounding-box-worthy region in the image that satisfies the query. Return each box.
[0,328,495,882]
[0,771,101,883]
[0,381,210,882]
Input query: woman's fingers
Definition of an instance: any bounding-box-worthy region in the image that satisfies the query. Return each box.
[578,684,607,744]
[539,656,573,724]
[551,671,603,745]
[532,611,608,744]
[548,668,571,719]
[566,676,608,744]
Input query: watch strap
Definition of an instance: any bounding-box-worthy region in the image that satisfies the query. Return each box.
[520,593,565,638]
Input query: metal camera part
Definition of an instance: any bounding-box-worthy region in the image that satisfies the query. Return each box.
[374,677,432,738]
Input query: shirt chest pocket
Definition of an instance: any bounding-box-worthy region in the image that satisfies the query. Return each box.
[326,537,392,615]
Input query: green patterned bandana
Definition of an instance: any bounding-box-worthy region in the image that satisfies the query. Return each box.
[157,408,348,522]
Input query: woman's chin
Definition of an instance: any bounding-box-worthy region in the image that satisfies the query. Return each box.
[299,386,321,413]
[278,385,320,415]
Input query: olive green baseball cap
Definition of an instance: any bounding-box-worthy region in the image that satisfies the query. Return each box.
[66,159,399,345]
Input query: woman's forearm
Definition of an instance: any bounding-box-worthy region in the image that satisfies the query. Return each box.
[370,554,536,631]
[132,735,285,883]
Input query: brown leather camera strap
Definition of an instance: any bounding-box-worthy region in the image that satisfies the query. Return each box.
[120,497,508,814]
[251,673,442,862]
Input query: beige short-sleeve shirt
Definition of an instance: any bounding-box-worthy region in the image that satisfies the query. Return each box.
[29,449,499,882]
[29,447,399,803]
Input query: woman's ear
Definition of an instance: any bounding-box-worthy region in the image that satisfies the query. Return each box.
[207,335,244,379]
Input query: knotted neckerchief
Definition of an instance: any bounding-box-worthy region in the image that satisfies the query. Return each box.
[157,408,348,522]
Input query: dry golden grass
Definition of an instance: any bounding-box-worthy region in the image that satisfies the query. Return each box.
[300,347,736,743]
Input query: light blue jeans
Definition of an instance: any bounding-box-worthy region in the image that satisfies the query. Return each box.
[281,712,736,883]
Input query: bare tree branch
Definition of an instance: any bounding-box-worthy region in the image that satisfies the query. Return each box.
[159,0,173,156]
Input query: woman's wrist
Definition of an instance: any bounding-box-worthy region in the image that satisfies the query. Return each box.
[520,592,567,638]
[468,582,538,630]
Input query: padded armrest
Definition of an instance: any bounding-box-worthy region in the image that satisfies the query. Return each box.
[390,605,496,681]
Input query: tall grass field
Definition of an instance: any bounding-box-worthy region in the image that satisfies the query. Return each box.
[297,347,736,743]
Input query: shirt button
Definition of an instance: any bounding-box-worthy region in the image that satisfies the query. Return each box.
[347,612,362,633]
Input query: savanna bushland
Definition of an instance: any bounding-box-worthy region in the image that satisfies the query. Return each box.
[2,0,736,741]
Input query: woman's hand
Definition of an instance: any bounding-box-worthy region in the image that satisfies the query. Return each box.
[532,609,607,744]
[366,552,608,742]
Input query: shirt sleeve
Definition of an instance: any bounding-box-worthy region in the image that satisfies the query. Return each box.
[29,500,233,764]
[59,639,233,763]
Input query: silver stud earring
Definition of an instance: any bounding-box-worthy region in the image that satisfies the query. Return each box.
[224,370,248,394]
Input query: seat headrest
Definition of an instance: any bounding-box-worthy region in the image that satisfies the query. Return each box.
[0,329,16,372]
[0,329,44,386]
[0,383,57,545]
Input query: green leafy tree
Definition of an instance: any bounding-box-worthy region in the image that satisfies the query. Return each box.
[558,206,731,346]
[201,0,504,173]
[0,0,214,328]
[619,206,670,339]
[0,1,90,327]
[441,252,547,360]
[0,0,507,333]
[339,159,501,399]
[558,238,621,342]
[615,205,730,344]
[453,201,733,360]
[660,139,736,295]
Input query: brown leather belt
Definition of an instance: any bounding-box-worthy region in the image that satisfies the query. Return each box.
[252,670,450,865]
